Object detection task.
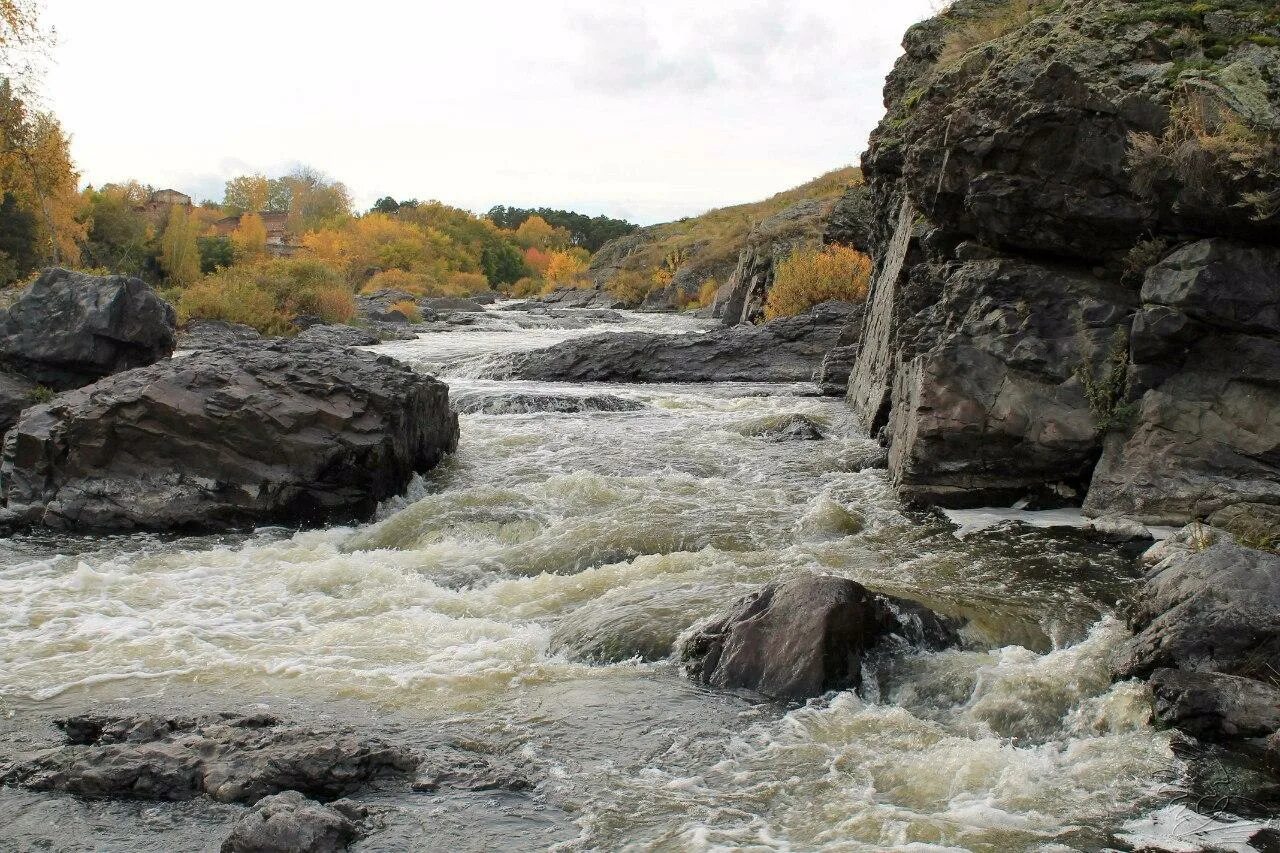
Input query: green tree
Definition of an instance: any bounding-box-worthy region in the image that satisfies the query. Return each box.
[480,241,526,286]
[0,190,37,283]
[79,183,153,275]
[159,205,201,285]
[197,235,233,273]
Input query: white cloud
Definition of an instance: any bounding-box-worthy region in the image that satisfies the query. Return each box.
[42,0,936,224]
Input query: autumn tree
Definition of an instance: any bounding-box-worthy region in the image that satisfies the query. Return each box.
[544,248,588,285]
[514,215,571,250]
[159,204,201,285]
[230,211,268,262]
[223,173,288,215]
[283,166,351,234]
[79,182,154,275]
[0,79,85,267]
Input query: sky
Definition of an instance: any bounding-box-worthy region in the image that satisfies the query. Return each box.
[41,0,938,225]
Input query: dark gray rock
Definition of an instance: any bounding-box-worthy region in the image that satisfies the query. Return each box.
[179,319,264,351]
[1084,240,1280,525]
[682,575,959,700]
[293,324,380,348]
[0,340,459,532]
[493,301,860,384]
[533,287,628,310]
[1149,669,1280,740]
[2,712,418,803]
[0,368,37,436]
[420,297,486,313]
[1115,531,1280,682]
[887,258,1135,508]
[452,391,643,415]
[0,268,176,389]
[753,414,825,442]
[221,791,358,853]
[816,344,859,396]
[823,183,873,252]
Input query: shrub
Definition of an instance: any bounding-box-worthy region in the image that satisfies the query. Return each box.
[1120,237,1170,286]
[697,278,720,308]
[180,258,356,332]
[179,271,288,334]
[28,384,55,404]
[1076,326,1137,434]
[508,277,541,297]
[388,299,422,322]
[361,268,438,295]
[763,245,872,320]
[294,285,356,323]
[606,269,654,305]
[445,271,490,295]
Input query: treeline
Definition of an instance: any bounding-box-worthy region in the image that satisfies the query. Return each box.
[486,205,637,252]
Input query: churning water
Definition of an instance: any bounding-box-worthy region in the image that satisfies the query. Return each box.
[0,306,1191,851]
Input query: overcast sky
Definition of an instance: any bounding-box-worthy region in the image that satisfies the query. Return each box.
[42,0,937,224]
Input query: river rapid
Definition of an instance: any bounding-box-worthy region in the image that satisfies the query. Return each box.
[0,305,1192,851]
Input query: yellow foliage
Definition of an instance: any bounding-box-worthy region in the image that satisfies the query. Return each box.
[764,245,871,320]
[159,205,201,286]
[446,271,490,294]
[180,258,355,333]
[605,269,653,305]
[509,276,541,297]
[230,212,268,262]
[179,275,286,334]
[544,249,588,285]
[697,278,719,308]
[514,215,570,250]
[360,268,437,295]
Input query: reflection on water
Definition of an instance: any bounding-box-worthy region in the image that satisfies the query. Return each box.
[0,305,1182,851]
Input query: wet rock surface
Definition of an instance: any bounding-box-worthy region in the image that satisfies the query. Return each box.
[0,268,176,390]
[0,339,459,532]
[682,575,959,700]
[451,390,644,415]
[1149,669,1280,740]
[220,791,360,853]
[1,712,418,803]
[753,413,825,442]
[494,301,860,384]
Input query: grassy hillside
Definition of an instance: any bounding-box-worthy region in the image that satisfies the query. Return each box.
[592,166,863,306]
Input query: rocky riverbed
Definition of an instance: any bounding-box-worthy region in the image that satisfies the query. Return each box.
[2,301,1273,851]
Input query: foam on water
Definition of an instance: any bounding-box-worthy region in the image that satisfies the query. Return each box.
[0,305,1197,851]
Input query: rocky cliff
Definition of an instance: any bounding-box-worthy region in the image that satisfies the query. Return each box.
[846,0,1279,521]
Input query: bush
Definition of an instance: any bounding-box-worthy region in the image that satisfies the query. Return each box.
[445,271,490,295]
[508,277,541,297]
[361,268,438,295]
[697,278,720,308]
[179,258,356,332]
[179,271,288,334]
[763,245,872,320]
[388,299,422,322]
[605,269,654,305]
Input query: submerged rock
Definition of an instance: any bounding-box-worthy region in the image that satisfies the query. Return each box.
[494,301,860,384]
[220,791,359,853]
[751,414,825,442]
[682,575,959,700]
[0,340,459,532]
[2,712,418,803]
[0,268,176,390]
[451,390,643,415]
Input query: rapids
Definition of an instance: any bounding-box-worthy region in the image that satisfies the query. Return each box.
[0,305,1195,851]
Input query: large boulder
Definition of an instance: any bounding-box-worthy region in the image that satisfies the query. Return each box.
[493,301,860,384]
[682,575,959,700]
[1084,240,1280,524]
[1115,529,1280,682]
[0,368,37,436]
[1149,669,1280,740]
[0,268,176,390]
[0,340,458,532]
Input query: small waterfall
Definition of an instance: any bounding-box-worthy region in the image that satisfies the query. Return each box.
[846,194,915,433]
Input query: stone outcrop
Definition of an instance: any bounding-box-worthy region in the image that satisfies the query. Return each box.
[1149,669,1280,740]
[0,340,458,532]
[845,0,1279,519]
[451,390,644,415]
[0,268,176,390]
[2,712,418,803]
[0,369,37,437]
[682,575,959,700]
[491,301,860,384]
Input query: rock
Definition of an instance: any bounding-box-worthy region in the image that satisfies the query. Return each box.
[0,339,459,532]
[816,344,858,396]
[714,200,833,326]
[823,183,873,252]
[534,287,628,310]
[0,268,176,389]
[0,368,37,436]
[2,712,418,803]
[293,324,380,348]
[220,791,358,853]
[179,319,264,351]
[493,301,861,384]
[420,297,486,313]
[886,258,1135,508]
[753,414,824,442]
[682,575,959,700]
[1149,669,1280,740]
[451,391,643,415]
[1209,504,1280,550]
[1115,530,1280,681]
[1084,240,1280,525]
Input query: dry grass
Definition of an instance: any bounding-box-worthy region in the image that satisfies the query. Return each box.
[937,0,1048,66]
[388,299,422,322]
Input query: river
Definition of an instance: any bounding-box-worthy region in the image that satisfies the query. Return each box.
[0,305,1189,851]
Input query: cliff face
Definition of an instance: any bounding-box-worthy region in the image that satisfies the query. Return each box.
[849,0,1280,520]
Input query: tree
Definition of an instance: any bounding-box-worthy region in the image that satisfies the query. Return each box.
[486,205,637,251]
[79,183,153,275]
[514,215,570,250]
[0,190,36,283]
[480,241,526,286]
[198,235,234,273]
[544,248,588,285]
[0,80,85,266]
[283,166,351,234]
[223,173,288,215]
[159,204,201,285]
[230,211,268,262]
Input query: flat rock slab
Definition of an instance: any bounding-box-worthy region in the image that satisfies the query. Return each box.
[451,391,644,415]
[1,713,418,804]
[1150,668,1280,740]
